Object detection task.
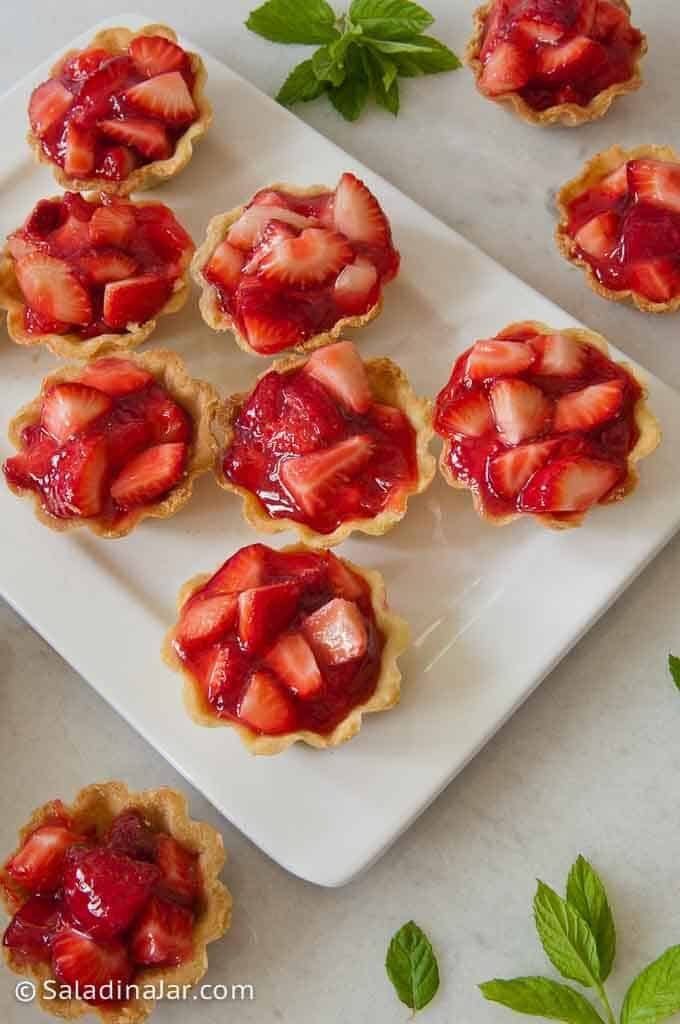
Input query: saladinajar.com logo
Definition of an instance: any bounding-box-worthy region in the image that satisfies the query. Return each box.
[15,978,255,1003]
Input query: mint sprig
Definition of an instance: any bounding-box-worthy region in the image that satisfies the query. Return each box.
[669,653,680,689]
[385,920,440,1012]
[481,855,680,1024]
[246,0,460,120]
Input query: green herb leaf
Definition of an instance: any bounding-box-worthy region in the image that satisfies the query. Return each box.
[621,946,680,1024]
[312,44,347,85]
[389,34,461,74]
[480,977,605,1023]
[276,60,327,105]
[349,0,434,40]
[385,920,440,1012]
[534,881,601,988]
[361,47,399,113]
[247,0,340,44]
[669,653,680,689]
[565,857,616,982]
[328,43,369,119]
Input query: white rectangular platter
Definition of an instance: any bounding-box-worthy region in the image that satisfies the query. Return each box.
[2,14,680,887]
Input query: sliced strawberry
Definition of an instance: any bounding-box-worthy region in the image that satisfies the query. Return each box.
[97,145,138,182]
[280,435,374,517]
[2,894,63,962]
[258,227,352,288]
[530,333,588,376]
[7,233,40,262]
[3,435,59,489]
[333,257,379,314]
[488,440,557,499]
[130,896,194,966]
[490,379,552,445]
[326,552,365,600]
[436,389,494,438]
[61,47,111,80]
[238,670,296,734]
[5,825,82,894]
[89,203,136,247]
[480,42,531,96]
[176,592,238,651]
[192,641,250,705]
[204,239,245,291]
[574,210,621,258]
[98,117,171,160]
[109,441,187,508]
[78,55,132,111]
[554,379,625,432]
[266,549,328,588]
[627,159,680,215]
[465,339,535,381]
[103,273,173,328]
[238,581,300,654]
[599,162,629,198]
[142,389,191,444]
[125,71,196,123]
[41,383,112,444]
[535,35,607,82]
[481,0,511,60]
[52,928,133,1003]
[514,16,566,43]
[79,357,152,396]
[129,34,188,77]
[104,810,157,862]
[265,632,323,698]
[63,119,95,178]
[63,847,159,941]
[227,206,313,250]
[593,0,630,40]
[627,258,677,302]
[104,410,152,471]
[242,308,304,354]
[78,249,138,286]
[50,212,92,257]
[155,836,199,906]
[242,220,299,275]
[15,252,92,326]
[28,80,72,138]
[207,544,267,595]
[47,435,109,518]
[304,341,372,413]
[519,456,621,512]
[332,172,389,246]
[304,598,368,666]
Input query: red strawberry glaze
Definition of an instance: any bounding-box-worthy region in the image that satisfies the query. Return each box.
[173,545,385,736]
[6,192,193,339]
[2,807,200,1003]
[435,328,641,521]
[223,367,418,535]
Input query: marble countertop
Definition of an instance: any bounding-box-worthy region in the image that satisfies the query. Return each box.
[2,1,679,1021]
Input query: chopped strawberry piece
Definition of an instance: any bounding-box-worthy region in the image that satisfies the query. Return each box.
[78,249,138,286]
[208,544,267,595]
[104,810,157,862]
[142,389,191,444]
[63,120,96,178]
[304,341,372,414]
[265,632,323,697]
[28,80,72,138]
[50,212,92,256]
[2,894,63,962]
[192,641,250,705]
[61,48,111,81]
[465,339,535,381]
[627,159,680,216]
[436,390,494,438]
[103,273,173,328]
[177,592,238,650]
[481,0,511,59]
[280,435,375,517]
[5,824,82,894]
[514,16,566,44]
[129,34,188,77]
[7,234,39,262]
[489,439,558,499]
[63,847,159,941]
[238,670,296,734]
[238,581,300,654]
[125,71,196,123]
[266,549,329,588]
[593,0,629,40]
[333,257,379,314]
[52,928,133,1004]
[79,357,153,396]
[4,435,58,489]
[78,56,133,113]
[627,258,677,302]
[130,896,194,966]
[554,379,625,432]
[98,117,172,160]
[41,383,112,444]
[227,206,313,250]
[47,435,109,518]
[530,333,588,376]
[204,240,245,292]
[109,441,187,508]
[155,836,199,906]
[304,598,368,666]
[15,251,92,326]
[574,210,621,257]
[97,145,138,182]
[599,163,629,198]
[490,379,552,445]
[242,307,305,354]
[332,173,390,246]
[89,203,135,247]
[520,456,621,512]
[535,35,607,82]
[480,42,531,96]
[258,227,352,287]
[104,411,152,471]
[326,552,365,600]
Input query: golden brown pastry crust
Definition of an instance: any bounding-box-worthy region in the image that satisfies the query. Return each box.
[162,545,410,755]
[0,781,231,1024]
[465,0,647,126]
[213,349,436,548]
[191,183,384,357]
[555,144,680,314]
[438,320,661,530]
[27,24,212,196]
[5,349,218,539]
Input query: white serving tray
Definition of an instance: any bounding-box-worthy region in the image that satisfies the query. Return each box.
[2,14,680,887]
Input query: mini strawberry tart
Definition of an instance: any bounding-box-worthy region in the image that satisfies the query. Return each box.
[466,0,646,125]
[0,192,194,359]
[1,782,231,1022]
[163,543,409,754]
[434,321,659,528]
[3,352,217,539]
[192,173,400,356]
[556,144,680,313]
[26,24,211,195]
[215,340,435,546]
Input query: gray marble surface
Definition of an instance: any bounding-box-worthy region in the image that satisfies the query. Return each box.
[1,1,680,1021]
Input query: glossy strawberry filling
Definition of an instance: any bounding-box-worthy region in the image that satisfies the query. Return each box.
[29,36,198,182]
[2,806,199,1003]
[202,173,400,354]
[565,158,680,303]
[3,358,192,526]
[173,544,385,736]
[6,192,193,339]
[435,327,641,520]
[478,0,643,110]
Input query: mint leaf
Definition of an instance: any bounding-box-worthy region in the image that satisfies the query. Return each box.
[669,654,680,689]
[277,60,327,105]
[328,44,369,119]
[312,44,346,85]
[349,0,434,40]
[365,36,444,53]
[389,34,461,74]
[534,881,601,987]
[247,0,340,44]
[621,947,680,1024]
[386,920,440,1012]
[480,977,605,1023]
[363,50,399,113]
[566,857,616,982]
